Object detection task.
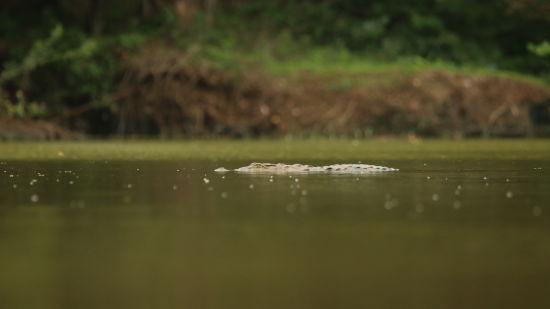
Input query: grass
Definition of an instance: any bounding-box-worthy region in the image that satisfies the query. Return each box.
[1,139,550,161]
[205,43,548,86]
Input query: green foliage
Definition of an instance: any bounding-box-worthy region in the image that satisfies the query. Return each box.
[0,90,47,119]
[0,24,98,84]
[0,23,119,119]
[0,0,178,123]
[528,41,550,57]
[212,0,550,76]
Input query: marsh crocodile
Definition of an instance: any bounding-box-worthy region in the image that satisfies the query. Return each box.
[214,162,398,174]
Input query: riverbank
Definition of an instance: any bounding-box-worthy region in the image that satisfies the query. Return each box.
[2,59,550,140]
[2,139,550,161]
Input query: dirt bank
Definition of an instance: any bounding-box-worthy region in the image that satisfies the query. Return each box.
[0,118,78,141]
[286,70,550,137]
[2,45,550,139]
[113,45,550,138]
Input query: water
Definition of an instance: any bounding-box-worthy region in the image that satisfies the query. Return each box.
[1,142,550,308]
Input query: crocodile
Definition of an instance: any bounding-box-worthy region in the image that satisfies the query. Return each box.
[214,162,398,174]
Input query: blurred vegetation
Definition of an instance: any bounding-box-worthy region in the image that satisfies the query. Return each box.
[1,0,549,136]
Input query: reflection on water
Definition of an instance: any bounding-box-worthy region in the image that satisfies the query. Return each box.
[1,159,550,309]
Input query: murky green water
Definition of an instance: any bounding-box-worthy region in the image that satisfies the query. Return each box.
[1,141,550,308]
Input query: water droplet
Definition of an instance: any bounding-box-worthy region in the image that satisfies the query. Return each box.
[506,191,513,198]
[286,203,296,213]
[533,206,542,217]
[221,192,228,199]
[453,200,461,210]
[203,178,210,184]
[69,180,74,185]
[127,184,133,189]
[301,190,308,196]
[384,196,398,209]
[12,184,17,189]
[426,176,431,180]
[249,184,254,189]
[431,194,440,202]
[294,178,299,183]
[269,178,274,183]
[172,185,178,190]
[505,178,510,182]
[259,104,270,115]
[454,189,461,196]
[30,194,39,203]
[483,176,488,181]
[415,203,424,213]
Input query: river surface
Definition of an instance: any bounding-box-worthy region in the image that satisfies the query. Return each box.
[1,141,549,308]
